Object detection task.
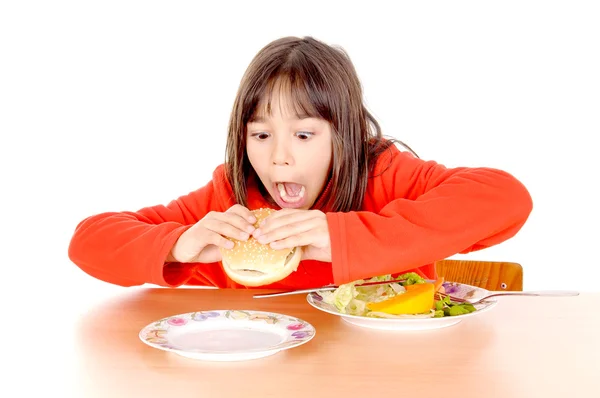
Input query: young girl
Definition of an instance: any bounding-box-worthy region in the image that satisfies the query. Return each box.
[68,36,533,289]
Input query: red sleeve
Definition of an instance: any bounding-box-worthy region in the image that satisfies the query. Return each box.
[68,165,233,287]
[325,148,533,285]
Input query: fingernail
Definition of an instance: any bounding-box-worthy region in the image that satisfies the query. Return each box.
[253,229,261,237]
[239,232,249,240]
[248,216,256,223]
[246,225,255,234]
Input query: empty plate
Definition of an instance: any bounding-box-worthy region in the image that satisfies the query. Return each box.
[139,309,315,361]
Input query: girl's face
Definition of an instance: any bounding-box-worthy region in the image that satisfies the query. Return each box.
[246,93,333,210]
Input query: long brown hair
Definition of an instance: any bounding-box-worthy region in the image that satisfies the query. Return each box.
[225,36,417,212]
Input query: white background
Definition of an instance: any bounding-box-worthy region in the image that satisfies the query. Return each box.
[2,0,599,302]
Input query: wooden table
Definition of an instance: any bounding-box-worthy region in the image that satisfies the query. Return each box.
[58,287,599,398]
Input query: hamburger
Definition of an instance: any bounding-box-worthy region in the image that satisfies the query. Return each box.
[220,208,302,286]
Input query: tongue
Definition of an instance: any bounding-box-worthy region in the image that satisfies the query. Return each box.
[284,183,303,197]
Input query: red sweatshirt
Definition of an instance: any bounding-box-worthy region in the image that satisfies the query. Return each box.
[68,145,533,289]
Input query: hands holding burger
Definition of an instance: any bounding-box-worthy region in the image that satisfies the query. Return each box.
[167,205,331,286]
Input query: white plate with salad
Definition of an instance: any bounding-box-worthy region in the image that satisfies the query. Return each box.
[306,273,497,331]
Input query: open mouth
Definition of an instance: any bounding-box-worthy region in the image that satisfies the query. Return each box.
[275,182,306,205]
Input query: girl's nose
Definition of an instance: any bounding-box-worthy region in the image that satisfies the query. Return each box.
[272,158,290,165]
[271,141,293,166]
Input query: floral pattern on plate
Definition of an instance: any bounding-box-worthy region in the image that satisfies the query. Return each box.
[139,310,316,360]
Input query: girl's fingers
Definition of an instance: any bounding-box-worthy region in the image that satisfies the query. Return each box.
[226,204,257,224]
[205,230,235,249]
[203,219,251,242]
[255,217,321,244]
[255,210,320,236]
[259,209,307,226]
[268,231,319,250]
[214,211,256,235]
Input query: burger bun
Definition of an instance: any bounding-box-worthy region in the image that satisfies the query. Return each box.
[220,208,302,287]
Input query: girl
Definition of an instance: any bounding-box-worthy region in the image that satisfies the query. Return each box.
[68,36,533,289]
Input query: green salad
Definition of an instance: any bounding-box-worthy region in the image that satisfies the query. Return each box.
[315,273,476,319]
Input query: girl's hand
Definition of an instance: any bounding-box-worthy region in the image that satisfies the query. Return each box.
[168,205,257,263]
[252,209,332,263]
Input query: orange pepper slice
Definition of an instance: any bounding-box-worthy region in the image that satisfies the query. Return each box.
[367,282,435,315]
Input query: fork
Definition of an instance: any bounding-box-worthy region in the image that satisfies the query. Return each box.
[437,290,580,305]
[252,279,413,298]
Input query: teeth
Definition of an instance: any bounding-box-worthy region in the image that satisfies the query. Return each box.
[276,183,305,203]
[277,183,287,198]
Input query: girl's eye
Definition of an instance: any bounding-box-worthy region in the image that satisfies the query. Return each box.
[295,131,314,140]
[251,132,270,140]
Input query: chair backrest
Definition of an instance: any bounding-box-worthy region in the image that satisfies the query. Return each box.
[434,259,523,291]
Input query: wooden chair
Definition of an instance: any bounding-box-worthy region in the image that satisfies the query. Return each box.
[434,259,523,291]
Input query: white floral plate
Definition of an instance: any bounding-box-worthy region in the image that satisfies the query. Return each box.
[139,310,315,361]
[306,282,497,331]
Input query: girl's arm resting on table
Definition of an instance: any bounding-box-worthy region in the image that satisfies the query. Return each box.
[326,151,533,285]
[68,212,194,287]
[68,166,229,287]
